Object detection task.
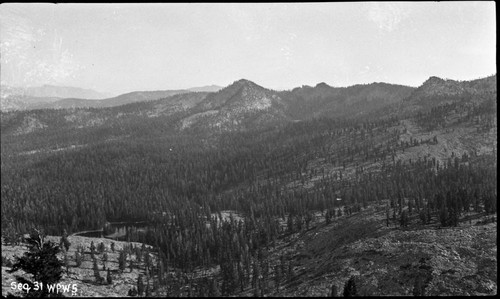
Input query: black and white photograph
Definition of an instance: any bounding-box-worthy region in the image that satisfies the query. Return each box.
[1,2,496,297]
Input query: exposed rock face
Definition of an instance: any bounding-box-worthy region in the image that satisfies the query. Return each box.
[179,79,288,131]
[13,116,47,135]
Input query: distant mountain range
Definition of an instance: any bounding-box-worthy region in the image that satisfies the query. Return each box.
[31,90,196,110]
[0,85,109,111]
[0,84,223,111]
[6,75,494,116]
[1,84,112,99]
[1,75,495,137]
[186,85,223,93]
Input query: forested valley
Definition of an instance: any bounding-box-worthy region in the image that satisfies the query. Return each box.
[1,75,497,296]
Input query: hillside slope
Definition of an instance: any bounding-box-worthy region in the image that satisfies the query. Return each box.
[2,205,496,297]
[263,207,497,296]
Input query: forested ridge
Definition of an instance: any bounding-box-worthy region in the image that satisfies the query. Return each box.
[1,75,497,296]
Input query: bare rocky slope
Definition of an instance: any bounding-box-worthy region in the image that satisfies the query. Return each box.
[262,206,497,296]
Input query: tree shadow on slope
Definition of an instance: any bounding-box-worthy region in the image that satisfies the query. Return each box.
[305,218,386,258]
[300,217,390,281]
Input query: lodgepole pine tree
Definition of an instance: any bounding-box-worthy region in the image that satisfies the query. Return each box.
[8,229,64,297]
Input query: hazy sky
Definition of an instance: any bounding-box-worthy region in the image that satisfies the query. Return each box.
[0,2,496,94]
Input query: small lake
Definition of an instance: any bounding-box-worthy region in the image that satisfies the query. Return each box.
[73,221,151,241]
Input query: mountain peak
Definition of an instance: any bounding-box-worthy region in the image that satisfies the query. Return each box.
[422,76,446,86]
[233,79,257,86]
[414,76,461,97]
[223,79,268,92]
[315,82,331,88]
